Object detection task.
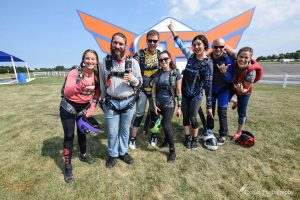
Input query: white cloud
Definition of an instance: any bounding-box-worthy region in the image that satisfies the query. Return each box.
[169,0,202,19]
[166,0,300,56]
[167,0,300,29]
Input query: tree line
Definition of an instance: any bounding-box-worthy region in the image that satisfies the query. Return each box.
[257,50,300,61]
[0,65,68,74]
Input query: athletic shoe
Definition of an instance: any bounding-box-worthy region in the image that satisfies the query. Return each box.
[79,153,95,164]
[167,151,176,162]
[64,164,73,183]
[232,132,242,142]
[232,101,238,110]
[119,153,134,165]
[191,137,198,150]
[217,136,226,146]
[150,134,157,147]
[129,137,136,150]
[184,135,191,150]
[106,156,116,169]
[203,129,218,151]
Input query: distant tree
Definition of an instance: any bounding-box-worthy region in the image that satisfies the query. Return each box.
[278,53,285,59]
[257,56,262,61]
[295,51,300,59]
[270,54,278,59]
[54,65,66,71]
[258,50,300,60]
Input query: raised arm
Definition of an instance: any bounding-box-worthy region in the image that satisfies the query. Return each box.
[167,20,193,59]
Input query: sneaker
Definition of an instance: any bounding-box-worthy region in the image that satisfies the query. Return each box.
[150,134,157,147]
[232,101,238,110]
[217,136,226,146]
[203,130,218,151]
[159,139,168,148]
[64,164,73,183]
[167,151,176,162]
[106,156,116,169]
[191,137,198,150]
[129,137,136,150]
[79,153,95,164]
[232,132,242,142]
[119,153,134,165]
[184,135,191,150]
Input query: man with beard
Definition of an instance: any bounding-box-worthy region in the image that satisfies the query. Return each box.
[99,32,142,168]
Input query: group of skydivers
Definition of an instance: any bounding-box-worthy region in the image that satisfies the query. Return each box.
[60,21,263,183]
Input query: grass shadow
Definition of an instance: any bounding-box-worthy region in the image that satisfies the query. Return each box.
[41,136,65,173]
[41,132,108,173]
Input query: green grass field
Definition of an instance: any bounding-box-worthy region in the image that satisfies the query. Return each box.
[0,77,299,200]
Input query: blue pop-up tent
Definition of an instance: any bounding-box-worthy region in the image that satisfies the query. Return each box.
[0,51,30,83]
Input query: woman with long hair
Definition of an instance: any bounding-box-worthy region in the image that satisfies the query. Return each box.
[231,47,263,142]
[60,49,100,183]
[151,50,182,162]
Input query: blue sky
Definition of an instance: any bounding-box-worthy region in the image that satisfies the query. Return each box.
[1,0,299,68]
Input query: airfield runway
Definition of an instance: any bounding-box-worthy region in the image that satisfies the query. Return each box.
[260,63,300,74]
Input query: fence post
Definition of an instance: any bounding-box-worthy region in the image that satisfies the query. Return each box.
[283,74,288,89]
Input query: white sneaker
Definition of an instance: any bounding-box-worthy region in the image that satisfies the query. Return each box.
[150,134,157,147]
[129,138,136,150]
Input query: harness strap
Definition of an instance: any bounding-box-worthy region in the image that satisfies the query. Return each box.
[110,71,125,77]
[80,91,94,95]
[155,69,177,97]
[60,98,90,117]
[104,96,137,113]
[106,93,135,101]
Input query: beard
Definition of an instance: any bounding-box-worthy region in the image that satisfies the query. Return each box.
[111,46,125,60]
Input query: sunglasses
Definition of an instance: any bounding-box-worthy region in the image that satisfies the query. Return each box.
[147,39,158,44]
[159,57,170,63]
[213,46,225,49]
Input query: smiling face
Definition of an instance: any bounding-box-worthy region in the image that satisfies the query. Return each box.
[83,51,98,70]
[192,39,205,56]
[111,35,126,60]
[237,51,252,69]
[212,38,225,58]
[159,52,171,71]
[147,34,159,53]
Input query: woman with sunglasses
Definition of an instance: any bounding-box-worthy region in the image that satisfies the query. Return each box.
[167,21,213,150]
[231,47,263,142]
[151,50,182,162]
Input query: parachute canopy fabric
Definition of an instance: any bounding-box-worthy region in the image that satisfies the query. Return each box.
[0,51,24,62]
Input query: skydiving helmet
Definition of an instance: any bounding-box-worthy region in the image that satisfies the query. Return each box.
[236,130,255,147]
[149,115,162,134]
[77,115,100,135]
